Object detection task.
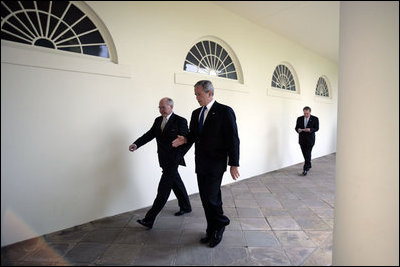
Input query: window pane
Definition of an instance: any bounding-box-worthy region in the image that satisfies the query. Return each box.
[183,39,239,81]
[63,4,84,26]
[82,45,109,58]
[59,46,81,53]
[72,17,96,35]
[79,30,104,44]
[271,64,297,91]
[51,1,70,19]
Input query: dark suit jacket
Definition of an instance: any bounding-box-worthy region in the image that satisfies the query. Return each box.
[295,115,319,146]
[185,101,240,175]
[134,113,189,168]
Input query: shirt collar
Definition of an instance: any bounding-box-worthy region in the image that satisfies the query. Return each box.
[164,112,173,121]
[205,99,216,111]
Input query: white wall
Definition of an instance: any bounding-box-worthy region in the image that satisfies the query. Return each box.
[333,1,399,265]
[1,1,338,246]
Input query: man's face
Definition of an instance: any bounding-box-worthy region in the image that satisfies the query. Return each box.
[194,86,213,107]
[303,110,311,118]
[158,99,172,117]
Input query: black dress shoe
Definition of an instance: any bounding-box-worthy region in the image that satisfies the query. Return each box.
[174,209,191,216]
[302,170,308,175]
[200,234,210,244]
[209,226,225,248]
[137,219,153,229]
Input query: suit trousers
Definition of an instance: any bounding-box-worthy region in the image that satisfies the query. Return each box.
[300,144,314,171]
[144,165,191,223]
[197,172,230,235]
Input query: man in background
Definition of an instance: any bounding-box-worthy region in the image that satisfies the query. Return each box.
[295,106,319,175]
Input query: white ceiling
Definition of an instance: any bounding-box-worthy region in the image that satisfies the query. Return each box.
[214,1,340,63]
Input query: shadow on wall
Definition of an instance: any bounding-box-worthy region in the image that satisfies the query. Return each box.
[84,112,143,219]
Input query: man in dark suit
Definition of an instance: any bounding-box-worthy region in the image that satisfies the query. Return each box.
[129,97,192,229]
[172,80,240,248]
[295,106,319,175]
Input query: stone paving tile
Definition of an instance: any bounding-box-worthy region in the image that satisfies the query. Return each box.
[213,247,249,266]
[243,230,280,247]
[239,218,271,230]
[283,247,316,265]
[23,243,75,263]
[63,242,109,264]
[237,207,264,218]
[219,230,246,247]
[95,243,141,265]
[134,245,177,266]
[267,216,302,230]
[153,216,184,229]
[1,154,336,266]
[274,231,317,248]
[248,247,291,265]
[113,228,150,245]
[80,228,122,244]
[175,244,212,265]
[234,198,259,208]
[144,229,182,246]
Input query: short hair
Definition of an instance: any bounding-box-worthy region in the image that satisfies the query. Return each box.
[303,106,311,112]
[161,97,174,107]
[194,80,214,96]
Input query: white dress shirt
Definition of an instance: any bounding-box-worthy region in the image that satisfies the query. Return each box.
[199,99,216,123]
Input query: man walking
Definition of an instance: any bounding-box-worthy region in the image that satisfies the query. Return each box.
[173,80,240,247]
[129,97,192,229]
[295,106,319,175]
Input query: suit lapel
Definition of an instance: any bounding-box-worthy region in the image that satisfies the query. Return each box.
[307,116,312,127]
[162,113,175,134]
[201,102,218,133]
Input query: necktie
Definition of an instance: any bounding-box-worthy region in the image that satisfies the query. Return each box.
[305,117,309,128]
[198,106,207,134]
[161,116,167,132]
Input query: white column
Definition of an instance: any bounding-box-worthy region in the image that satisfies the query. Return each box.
[333,1,399,266]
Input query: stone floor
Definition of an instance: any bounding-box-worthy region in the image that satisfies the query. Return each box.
[1,153,335,266]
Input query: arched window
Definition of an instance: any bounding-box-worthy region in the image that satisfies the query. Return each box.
[1,1,116,61]
[315,76,330,97]
[271,64,298,92]
[183,38,242,82]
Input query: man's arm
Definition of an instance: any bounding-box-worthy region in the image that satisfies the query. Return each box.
[295,117,303,133]
[309,117,319,133]
[172,111,196,149]
[129,119,157,151]
[223,107,240,180]
[224,107,240,167]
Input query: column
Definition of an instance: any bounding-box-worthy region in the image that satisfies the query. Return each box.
[333,1,399,265]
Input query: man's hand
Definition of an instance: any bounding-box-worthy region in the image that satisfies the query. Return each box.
[230,166,240,180]
[297,128,303,133]
[172,135,187,147]
[304,128,311,132]
[129,144,137,152]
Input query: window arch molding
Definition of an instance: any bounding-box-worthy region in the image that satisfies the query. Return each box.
[182,36,244,84]
[73,1,118,63]
[1,1,118,63]
[315,75,331,98]
[267,61,301,99]
[314,75,334,103]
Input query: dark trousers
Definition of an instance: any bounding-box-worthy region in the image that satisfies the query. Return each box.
[144,166,191,223]
[300,144,314,171]
[197,172,230,235]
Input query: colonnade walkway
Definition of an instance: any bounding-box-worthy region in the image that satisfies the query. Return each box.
[1,153,335,266]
